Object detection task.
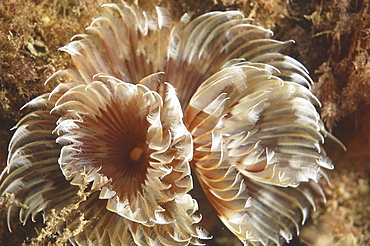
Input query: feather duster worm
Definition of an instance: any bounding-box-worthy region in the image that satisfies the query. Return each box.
[54,74,206,245]
[0,4,334,246]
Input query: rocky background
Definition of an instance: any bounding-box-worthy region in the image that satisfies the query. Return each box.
[0,0,369,245]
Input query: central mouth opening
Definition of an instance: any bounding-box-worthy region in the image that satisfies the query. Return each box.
[75,98,153,201]
[130,146,145,162]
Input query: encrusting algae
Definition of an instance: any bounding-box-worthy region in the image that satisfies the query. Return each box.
[1,1,367,246]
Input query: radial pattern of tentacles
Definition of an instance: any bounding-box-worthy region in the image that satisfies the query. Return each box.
[0,4,334,246]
